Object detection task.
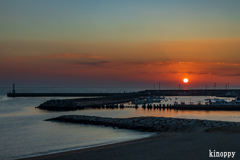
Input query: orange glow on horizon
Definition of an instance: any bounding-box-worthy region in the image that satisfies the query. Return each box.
[1,39,240,87]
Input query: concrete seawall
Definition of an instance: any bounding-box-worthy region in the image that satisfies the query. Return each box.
[7,89,240,97]
[7,93,136,97]
[171,105,240,111]
[46,115,240,132]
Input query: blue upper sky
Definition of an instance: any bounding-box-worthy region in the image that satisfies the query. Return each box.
[1,0,240,42]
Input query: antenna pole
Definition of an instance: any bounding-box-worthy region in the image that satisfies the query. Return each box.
[12,83,15,93]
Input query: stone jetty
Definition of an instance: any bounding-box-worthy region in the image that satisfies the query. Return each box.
[37,96,136,111]
[46,115,240,132]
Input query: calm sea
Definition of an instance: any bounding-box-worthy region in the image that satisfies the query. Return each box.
[1,87,240,160]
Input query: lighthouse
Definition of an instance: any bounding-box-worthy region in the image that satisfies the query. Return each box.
[12,84,15,94]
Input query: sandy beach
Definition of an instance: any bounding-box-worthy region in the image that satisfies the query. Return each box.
[20,127,240,160]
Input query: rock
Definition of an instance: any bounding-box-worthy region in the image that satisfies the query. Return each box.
[154,121,160,125]
[46,115,240,133]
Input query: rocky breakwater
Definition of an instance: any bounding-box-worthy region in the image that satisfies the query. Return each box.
[46,115,240,132]
[37,99,78,111]
[37,95,136,111]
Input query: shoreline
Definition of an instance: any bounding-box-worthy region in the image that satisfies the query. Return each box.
[19,127,240,160]
[17,130,156,160]
[18,132,161,160]
[19,116,240,160]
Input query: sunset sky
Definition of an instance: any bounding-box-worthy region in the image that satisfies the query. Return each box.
[1,0,240,88]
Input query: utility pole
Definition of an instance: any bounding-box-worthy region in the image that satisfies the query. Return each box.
[179,85,181,90]
[154,84,155,90]
[206,85,207,90]
[159,82,160,90]
[214,82,216,90]
[12,83,15,93]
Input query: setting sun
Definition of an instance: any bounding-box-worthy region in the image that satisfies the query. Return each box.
[183,78,188,83]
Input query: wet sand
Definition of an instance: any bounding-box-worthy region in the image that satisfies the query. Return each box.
[20,127,240,160]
